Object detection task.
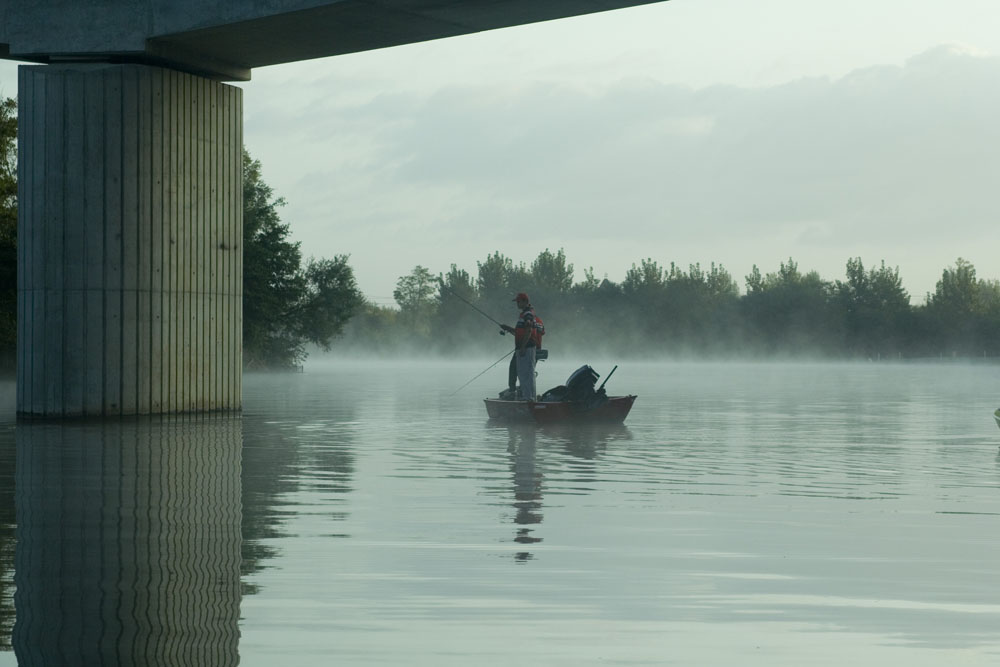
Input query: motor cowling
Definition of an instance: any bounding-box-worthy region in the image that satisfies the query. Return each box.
[564,365,599,401]
[540,365,607,406]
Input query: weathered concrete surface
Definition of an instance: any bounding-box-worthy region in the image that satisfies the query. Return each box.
[17,64,242,416]
[0,0,667,80]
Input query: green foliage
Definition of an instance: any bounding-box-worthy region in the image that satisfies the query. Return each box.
[529,248,574,294]
[661,263,740,355]
[432,265,488,352]
[623,258,664,295]
[340,301,404,353]
[741,259,841,356]
[0,97,16,372]
[575,267,602,293]
[335,252,997,361]
[834,258,911,358]
[297,256,366,351]
[242,149,303,368]
[921,258,1000,355]
[928,258,979,316]
[475,251,519,307]
[242,149,362,369]
[393,265,436,337]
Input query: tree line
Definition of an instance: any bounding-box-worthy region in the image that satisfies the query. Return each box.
[1,95,998,372]
[341,251,1000,361]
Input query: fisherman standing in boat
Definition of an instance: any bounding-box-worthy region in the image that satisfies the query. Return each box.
[501,293,544,401]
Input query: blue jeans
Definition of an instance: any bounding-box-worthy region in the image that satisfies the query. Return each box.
[515,347,536,400]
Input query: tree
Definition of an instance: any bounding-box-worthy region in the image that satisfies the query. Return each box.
[622,258,665,295]
[0,97,16,372]
[834,258,911,358]
[976,279,1000,356]
[295,256,365,351]
[530,248,574,294]
[575,267,601,294]
[242,149,362,368]
[433,265,489,352]
[339,301,404,354]
[242,149,306,368]
[662,263,740,355]
[741,258,840,356]
[393,265,437,338]
[928,258,979,317]
[923,258,999,355]
[476,251,519,310]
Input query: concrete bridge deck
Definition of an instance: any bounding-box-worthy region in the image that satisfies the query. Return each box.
[2,1,665,81]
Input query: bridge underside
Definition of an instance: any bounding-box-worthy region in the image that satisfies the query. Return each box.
[2,0,666,81]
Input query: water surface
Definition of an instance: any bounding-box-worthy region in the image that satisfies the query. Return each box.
[1,361,999,665]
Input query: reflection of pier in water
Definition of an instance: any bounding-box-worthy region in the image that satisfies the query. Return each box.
[10,417,242,665]
[0,420,14,653]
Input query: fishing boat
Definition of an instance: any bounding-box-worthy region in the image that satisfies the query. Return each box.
[484,364,637,424]
[484,394,636,424]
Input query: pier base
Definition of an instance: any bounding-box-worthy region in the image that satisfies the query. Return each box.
[17,64,242,416]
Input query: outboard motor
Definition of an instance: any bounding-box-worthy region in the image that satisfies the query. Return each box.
[540,365,608,409]
[564,365,600,402]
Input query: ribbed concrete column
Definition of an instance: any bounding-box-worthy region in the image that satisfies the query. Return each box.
[17,64,243,416]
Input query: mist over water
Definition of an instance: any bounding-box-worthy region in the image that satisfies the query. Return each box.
[2,360,1000,665]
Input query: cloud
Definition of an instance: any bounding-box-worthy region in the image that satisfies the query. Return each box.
[244,44,999,297]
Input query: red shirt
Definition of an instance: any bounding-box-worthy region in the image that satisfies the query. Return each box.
[514,307,544,348]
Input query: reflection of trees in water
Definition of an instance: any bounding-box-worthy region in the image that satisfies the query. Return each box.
[240,412,357,595]
[0,421,14,651]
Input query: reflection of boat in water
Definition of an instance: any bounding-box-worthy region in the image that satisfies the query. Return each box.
[490,420,631,561]
[485,364,637,424]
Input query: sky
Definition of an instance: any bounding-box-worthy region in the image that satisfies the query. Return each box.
[2,0,999,306]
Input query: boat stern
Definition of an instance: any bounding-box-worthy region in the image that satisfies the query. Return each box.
[484,398,534,421]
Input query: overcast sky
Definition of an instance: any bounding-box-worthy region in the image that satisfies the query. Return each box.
[2,0,999,305]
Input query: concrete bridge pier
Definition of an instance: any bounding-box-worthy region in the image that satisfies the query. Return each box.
[17,64,243,416]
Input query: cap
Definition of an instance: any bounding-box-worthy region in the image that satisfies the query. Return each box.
[513,292,529,302]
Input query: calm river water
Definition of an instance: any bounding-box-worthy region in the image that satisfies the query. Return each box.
[1,360,999,665]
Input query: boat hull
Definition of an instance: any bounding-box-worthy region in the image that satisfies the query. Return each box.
[484,395,637,424]
[995,408,1000,430]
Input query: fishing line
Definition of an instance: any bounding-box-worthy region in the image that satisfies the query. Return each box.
[450,349,514,396]
[437,279,507,333]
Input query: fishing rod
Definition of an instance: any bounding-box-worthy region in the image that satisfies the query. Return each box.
[437,279,508,335]
[597,365,618,392]
[450,349,514,396]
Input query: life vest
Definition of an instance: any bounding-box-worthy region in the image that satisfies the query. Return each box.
[515,307,545,348]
